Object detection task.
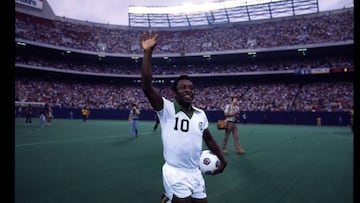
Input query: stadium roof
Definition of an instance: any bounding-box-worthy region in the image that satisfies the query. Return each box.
[128,0,319,28]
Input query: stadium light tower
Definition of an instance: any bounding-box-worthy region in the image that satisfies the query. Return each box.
[129,0,283,15]
[128,0,319,28]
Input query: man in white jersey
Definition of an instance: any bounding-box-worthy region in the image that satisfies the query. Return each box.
[141,31,227,203]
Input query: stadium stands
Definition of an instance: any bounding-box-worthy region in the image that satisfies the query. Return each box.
[14,4,354,124]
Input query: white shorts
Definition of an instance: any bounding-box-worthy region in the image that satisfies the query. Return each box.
[162,162,207,201]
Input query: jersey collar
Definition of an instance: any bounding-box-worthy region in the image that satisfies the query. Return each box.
[174,101,198,118]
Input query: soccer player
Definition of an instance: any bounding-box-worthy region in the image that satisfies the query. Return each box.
[25,104,32,125]
[141,30,227,203]
[39,110,47,128]
[128,103,140,137]
[81,106,90,122]
[46,104,53,126]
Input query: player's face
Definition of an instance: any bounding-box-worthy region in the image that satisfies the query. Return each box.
[175,79,194,106]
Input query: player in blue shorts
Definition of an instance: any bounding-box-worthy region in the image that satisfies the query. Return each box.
[141,30,227,203]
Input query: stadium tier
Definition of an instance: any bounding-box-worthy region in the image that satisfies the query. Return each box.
[15,2,354,125]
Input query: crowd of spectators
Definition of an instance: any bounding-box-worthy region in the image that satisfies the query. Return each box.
[15,54,353,76]
[15,8,353,113]
[15,8,353,54]
[15,76,353,112]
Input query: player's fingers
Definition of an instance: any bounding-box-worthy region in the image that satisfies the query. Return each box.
[142,31,148,39]
[212,163,225,175]
[139,32,145,44]
[150,30,157,38]
[212,168,221,175]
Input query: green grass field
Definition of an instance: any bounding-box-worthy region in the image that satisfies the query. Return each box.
[15,118,353,203]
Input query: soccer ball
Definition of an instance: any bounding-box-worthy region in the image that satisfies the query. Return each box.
[199,150,220,175]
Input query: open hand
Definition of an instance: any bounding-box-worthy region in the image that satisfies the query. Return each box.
[141,30,158,51]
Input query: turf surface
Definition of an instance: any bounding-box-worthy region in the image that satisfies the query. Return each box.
[15,118,353,203]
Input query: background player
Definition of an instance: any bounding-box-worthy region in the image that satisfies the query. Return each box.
[128,103,140,137]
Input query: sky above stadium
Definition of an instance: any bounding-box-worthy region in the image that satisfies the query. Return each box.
[46,0,354,26]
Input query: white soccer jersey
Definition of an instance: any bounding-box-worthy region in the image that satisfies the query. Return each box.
[157,97,209,169]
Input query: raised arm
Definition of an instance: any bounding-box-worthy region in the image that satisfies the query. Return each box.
[141,31,163,111]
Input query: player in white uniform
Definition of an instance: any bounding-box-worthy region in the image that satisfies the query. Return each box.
[141,31,227,203]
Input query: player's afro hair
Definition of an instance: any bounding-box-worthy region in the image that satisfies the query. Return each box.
[171,75,192,92]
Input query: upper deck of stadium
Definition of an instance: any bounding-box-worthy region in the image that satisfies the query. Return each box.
[16,0,353,55]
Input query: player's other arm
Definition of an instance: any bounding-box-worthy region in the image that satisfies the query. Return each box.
[140,31,163,111]
[203,129,227,175]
